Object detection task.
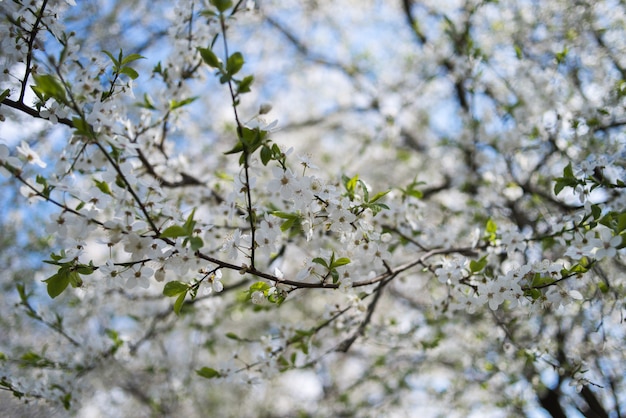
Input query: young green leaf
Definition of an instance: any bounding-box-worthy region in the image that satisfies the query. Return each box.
[331,257,351,268]
[198,47,222,69]
[0,88,10,102]
[173,291,187,315]
[469,256,488,273]
[210,0,233,13]
[169,97,198,111]
[226,52,244,75]
[369,190,390,203]
[160,225,188,239]
[189,236,204,251]
[312,257,328,268]
[32,74,68,104]
[260,145,272,165]
[183,209,197,232]
[119,66,139,80]
[196,367,222,379]
[121,53,145,65]
[44,271,70,298]
[237,75,254,93]
[102,50,120,67]
[163,281,189,296]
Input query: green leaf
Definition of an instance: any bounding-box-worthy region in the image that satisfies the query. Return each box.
[32,74,67,104]
[189,236,204,251]
[485,218,497,242]
[364,202,390,215]
[277,354,291,370]
[0,88,10,102]
[210,0,233,13]
[183,209,197,231]
[343,174,359,197]
[590,204,602,220]
[163,281,189,296]
[160,225,188,239]
[555,46,568,64]
[121,53,145,65]
[312,257,328,268]
[49,251,65,262]
[563,162,575,179]
[406,188,423,199]
[223,140,244,155]
[119,66,139,80]
[260,145,272,165]
[198,47,222,69]
[469,256,488,273]
[525,288,542,300]
[44,271,70,298]
[554,177,579,195]
[105,328,123,348]
[35,175,54,198]
[225,332,240,340]
[173,291,187,315]
[94,179,112,195]
[137,93,157,110]
[616,212,626,233]
[169,97,198,111]
[76,264,95,275]
[61,392,72,410]
[237,75,254,93]
[102,50,119,67]
[359,179,369,202]
[196,367,222,379]
[240,126,265,149]
[279,217,296,232]
[226,52,244,76]
[331,257,351,268]
[531,275,553,287]
[72,117,92,136]
[369,190,390,203]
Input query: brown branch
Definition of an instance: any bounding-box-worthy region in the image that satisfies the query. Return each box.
[335,277,391,353]
[402,0,427,44]
[2,98,74,127]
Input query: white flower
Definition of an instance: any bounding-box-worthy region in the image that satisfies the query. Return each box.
[267,167,298,199]
[501,230,527,254]
[221,230,247,260]
[328,199,357,233]
[592,228,622,259]
[100,260,122,287]
[477,280,508,310]
[255,213,280,256]
[16,141,46,168]
[298,153,319,172]
[205,270,224,294]
[435,256,466,284]
[125,265,153,289]
[123,233,153,260]
[0,144,21,177]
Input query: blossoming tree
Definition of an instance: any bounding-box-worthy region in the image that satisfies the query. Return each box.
[1,0,625,416]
